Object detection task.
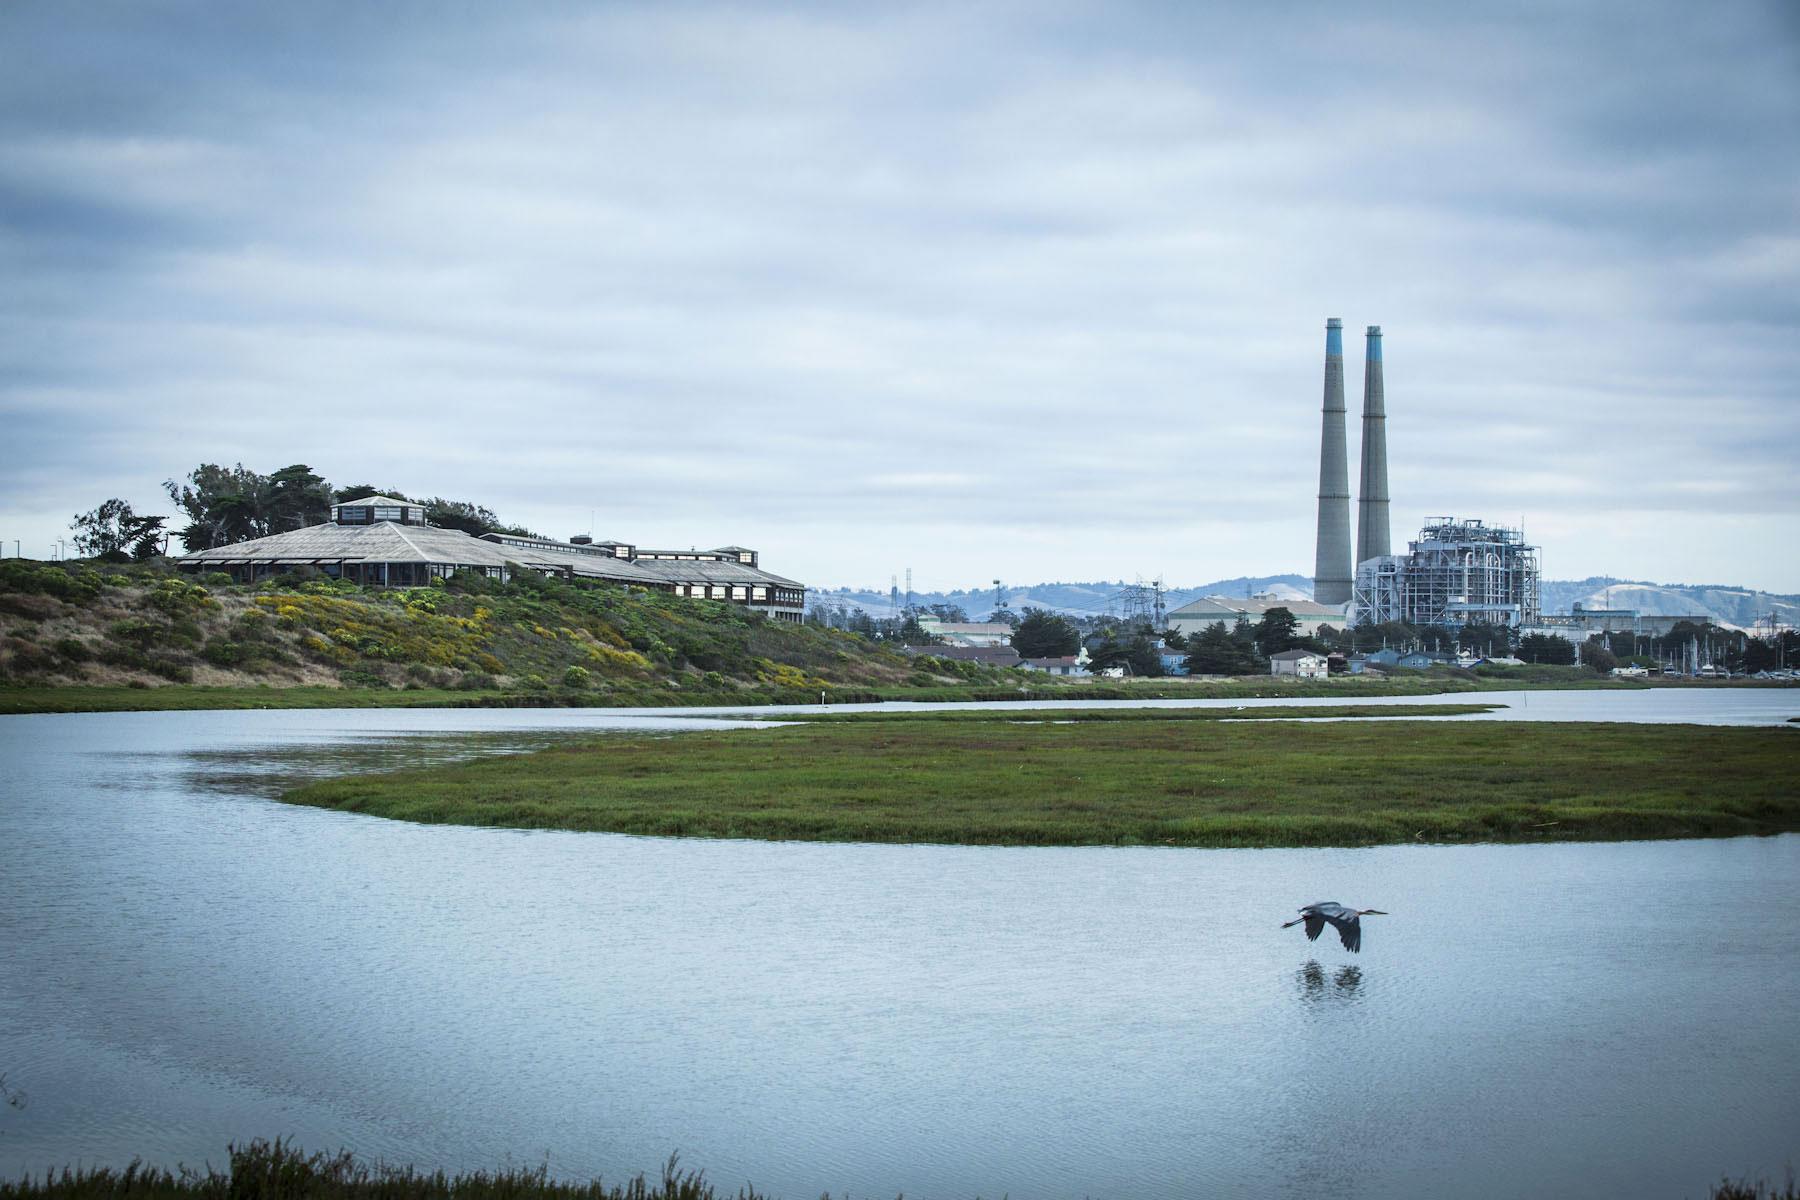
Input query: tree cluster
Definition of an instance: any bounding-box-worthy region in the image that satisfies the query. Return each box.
[70,499,167,561]
[148,463,543,553]
[1182,619,1262,674]
[163,463,333,551]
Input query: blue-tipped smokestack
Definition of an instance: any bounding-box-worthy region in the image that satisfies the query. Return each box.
[1356,325,1390,567]
[1313,319,1352,605]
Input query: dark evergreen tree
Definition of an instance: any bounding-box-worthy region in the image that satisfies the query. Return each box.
[1518,633,1576,665]
[1183,621,1260,674]
[1252,606,1299,657]
[1012,608,1080,658]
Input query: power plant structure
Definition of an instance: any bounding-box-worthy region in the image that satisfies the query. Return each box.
[1311,320,1352,605]
[1310,319,1542,629]
[1353,518,1541,629]
[1312,321,1390,607]
[1355,326,1390,565]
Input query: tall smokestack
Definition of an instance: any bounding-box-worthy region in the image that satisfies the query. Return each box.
[1356,325,1390,566]
[1313,318,1352,605]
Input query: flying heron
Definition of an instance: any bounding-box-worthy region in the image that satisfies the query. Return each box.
[1282,901,1387,953]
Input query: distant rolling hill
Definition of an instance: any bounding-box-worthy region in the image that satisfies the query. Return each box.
[814,574,1798,631]
[812,575,1316,620]
[1539,578,1798,631]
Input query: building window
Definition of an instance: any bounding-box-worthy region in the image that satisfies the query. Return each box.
[373,506,403,521]
[732,586,747,600]
[752,586,767,600]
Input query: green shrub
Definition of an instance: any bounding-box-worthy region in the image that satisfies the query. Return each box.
[148,657,192,683]
[0,560,101,603]
[53,637,92,662]
[202,639,248,667]
[144,577,215,615]
[108,618,166,650]
[233,609,273,640]
[562,665,592,690]
[198,571,235,587]
[521,673,549,691]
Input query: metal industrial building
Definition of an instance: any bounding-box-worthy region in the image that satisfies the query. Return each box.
[1169,594,1345,639]
[1352,517,1540,629]
[178,495,807,622]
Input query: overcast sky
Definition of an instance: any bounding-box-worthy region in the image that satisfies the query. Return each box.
[3,1,1797,593]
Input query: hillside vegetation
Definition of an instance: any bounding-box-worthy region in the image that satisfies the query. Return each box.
[0,559,992,705]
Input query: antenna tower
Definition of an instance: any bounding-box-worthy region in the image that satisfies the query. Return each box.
[904,567,913,615]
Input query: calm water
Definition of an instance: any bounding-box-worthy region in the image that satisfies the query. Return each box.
[2,698,1797,1199]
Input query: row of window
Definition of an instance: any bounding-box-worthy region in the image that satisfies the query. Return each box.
[678,583,763,600]
[333,505,427,525]
[671,583,804,606]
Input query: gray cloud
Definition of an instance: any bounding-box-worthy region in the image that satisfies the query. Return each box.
[2,0,1797,590]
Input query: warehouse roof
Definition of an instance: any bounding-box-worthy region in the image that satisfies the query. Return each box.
[631,558,802,589]
[1169,595,1342,619]
[180,521,668,583]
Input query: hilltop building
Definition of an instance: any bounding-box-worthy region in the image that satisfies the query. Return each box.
[177,496,806,622]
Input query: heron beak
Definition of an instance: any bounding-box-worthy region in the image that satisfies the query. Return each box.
[1364,909,1387,915]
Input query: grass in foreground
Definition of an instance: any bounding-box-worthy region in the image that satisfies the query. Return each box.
[283,714,1800,848]
[2,1141,1784,1200]
[0,1140,755,1200]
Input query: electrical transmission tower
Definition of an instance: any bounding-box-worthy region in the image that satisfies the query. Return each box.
[1117,577,1166,631]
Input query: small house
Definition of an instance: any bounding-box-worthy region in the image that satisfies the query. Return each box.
[1020,655,1089,677]
[1269,649,1328,679]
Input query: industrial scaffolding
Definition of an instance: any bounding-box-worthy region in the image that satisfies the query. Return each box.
[1352,518,1540,629]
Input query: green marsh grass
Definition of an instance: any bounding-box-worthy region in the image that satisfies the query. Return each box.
[283,713,1800,848]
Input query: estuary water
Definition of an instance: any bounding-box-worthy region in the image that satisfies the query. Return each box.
[1,696,1797,1199]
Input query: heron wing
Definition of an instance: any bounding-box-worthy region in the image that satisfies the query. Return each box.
[1325,911,1362,953]
[1302,913,1326,942]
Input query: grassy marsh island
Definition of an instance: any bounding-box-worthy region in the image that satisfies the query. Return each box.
[283,709,1800,848]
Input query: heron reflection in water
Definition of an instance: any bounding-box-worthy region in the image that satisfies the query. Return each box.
[1281,901,1387,953]
[1298,960,1363,1000]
